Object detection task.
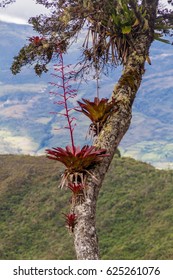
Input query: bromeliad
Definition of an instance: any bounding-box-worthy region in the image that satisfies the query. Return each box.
[46,144,109,188]
[77,97,118,136]
[63,213,77,233]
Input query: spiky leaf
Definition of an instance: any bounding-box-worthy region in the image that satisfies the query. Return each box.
[77,97,117,124]
[46,145,109,172]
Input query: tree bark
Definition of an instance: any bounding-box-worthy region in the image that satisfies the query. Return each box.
[73,1,159,260]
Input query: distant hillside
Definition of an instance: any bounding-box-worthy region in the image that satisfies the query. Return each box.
[1,154,173,260]
[0,21,173,168]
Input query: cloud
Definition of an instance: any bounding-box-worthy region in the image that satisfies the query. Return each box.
[0,96,41,119]
[160,0,173,8]
[151,53,173,61]
[0,14,27,24]
[0,83,47,96]
[0,0,48,24]
[0,83,47,119]
[142,76,173,91]
[0,129,38,154]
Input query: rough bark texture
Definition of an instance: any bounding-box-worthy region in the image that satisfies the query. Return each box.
[73,1,159,260]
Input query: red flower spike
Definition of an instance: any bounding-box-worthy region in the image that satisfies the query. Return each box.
[63,213,77,232]
[48,54,77,153]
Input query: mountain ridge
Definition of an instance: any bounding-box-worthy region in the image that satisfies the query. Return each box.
[1,154,173,259]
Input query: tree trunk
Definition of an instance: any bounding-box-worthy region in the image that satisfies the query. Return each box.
[73,1,159,260]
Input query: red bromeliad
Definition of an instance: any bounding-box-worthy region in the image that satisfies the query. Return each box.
[76,97,118,135]
[63,213,77,232]
[46,144,108,172]
[29,36,45,46]
[46,144,109,188]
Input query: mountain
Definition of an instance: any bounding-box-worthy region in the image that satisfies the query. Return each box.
[0,21,173,168]
[1,154,173,260]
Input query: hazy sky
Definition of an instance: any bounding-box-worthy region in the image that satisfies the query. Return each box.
[0,0,171,25]
[0,0,48,24]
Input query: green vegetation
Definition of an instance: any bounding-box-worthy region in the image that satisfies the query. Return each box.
[0,154,173,259]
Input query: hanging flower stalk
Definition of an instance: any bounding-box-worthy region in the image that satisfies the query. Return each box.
[63,213,77,233]
[68,182,86,205]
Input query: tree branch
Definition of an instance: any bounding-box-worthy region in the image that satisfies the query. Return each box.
[73,25,155,258]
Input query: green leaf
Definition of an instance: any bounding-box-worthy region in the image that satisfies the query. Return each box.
[111,13,120,27]
[154,37,171,44]
[122,25,132,34]
[154,33,171,44]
